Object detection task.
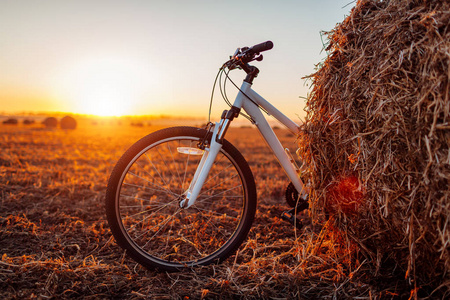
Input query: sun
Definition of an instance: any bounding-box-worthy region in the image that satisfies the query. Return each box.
[72,66,136,117]
[56,56,153,116]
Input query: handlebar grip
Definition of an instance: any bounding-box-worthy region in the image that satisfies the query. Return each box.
[250,41,273,53]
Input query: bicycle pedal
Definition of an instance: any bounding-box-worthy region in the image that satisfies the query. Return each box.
[281,208,303,230]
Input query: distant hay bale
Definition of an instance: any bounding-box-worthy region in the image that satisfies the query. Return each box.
[299,0,449,292]
[42,117,58,128]
[60,116,77,130]
[23,119,35,125]
[2,118,18,125]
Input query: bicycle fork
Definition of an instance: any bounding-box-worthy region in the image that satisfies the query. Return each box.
[179,109,236,209]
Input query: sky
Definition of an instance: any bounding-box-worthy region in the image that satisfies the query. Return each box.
[0,0,356,120]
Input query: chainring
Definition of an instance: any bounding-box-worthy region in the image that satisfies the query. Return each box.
[285,182,308,210]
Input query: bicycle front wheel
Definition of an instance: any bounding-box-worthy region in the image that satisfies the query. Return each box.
[105,126,256,271]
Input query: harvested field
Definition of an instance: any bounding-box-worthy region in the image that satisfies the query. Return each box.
[0,119,430,299]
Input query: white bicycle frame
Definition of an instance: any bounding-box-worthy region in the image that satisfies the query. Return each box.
[181,81,309,208]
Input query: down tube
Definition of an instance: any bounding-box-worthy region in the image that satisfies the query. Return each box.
[242,100,309,197]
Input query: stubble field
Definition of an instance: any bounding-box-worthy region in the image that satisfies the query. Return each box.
[0,118,401,299]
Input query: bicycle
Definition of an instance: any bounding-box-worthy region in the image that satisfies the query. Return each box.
[105,41,310,271]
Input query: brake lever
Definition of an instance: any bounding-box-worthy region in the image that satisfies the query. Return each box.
[223,59,239,71]
[232,48,240,57]
[224,47,262,70]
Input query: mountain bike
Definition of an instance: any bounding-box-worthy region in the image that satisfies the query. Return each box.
[105,41,310,271]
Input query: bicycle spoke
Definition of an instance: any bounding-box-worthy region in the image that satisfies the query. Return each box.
[179,236,205,257]
[196,184,243,203]
[202,155,228,185]
[124,211,155,233]
[123,182,179,198]
[144,152,175,195]
[133,159,160,185]
[123,198,179,221]
[163,214,176,260]
[155,144,182,192]
[181,140,193,192]
[192,206,239,220]
[192,207,232,249]
[126,171,178,198]
[141,209,182,249]
[199,172,239,197]
[166,142,183,189]
[120,198,178,209]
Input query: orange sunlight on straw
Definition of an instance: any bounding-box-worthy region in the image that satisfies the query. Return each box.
[329,175,364,214]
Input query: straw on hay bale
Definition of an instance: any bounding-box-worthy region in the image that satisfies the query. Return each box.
[298,0,449,293]
[60,116,77,130]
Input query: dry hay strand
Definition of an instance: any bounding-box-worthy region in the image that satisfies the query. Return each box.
[298,0,449,296]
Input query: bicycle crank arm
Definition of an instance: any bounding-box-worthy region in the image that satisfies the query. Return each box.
[180,123,222,209]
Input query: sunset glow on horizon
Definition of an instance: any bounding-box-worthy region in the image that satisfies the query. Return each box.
[53,56,157,117]
[1,0,356,119]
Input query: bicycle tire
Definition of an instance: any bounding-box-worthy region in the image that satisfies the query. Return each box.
[105,126,256,271]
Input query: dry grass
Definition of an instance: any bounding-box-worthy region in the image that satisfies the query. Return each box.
[299,0,449,298]
[0,119,418,299]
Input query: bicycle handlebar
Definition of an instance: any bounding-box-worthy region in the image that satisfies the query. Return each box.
[248,41,273,54]
[224,41,274,77]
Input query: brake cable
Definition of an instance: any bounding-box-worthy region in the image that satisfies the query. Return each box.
[207,67,223,124]
[208,58,270,124]
[222,68,270,117]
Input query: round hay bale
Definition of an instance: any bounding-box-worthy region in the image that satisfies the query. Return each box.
[60,116,77,130]
[23,119,35,125]
[42,117,58,128]
[2,118,18,125]
[299,0,449,293]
